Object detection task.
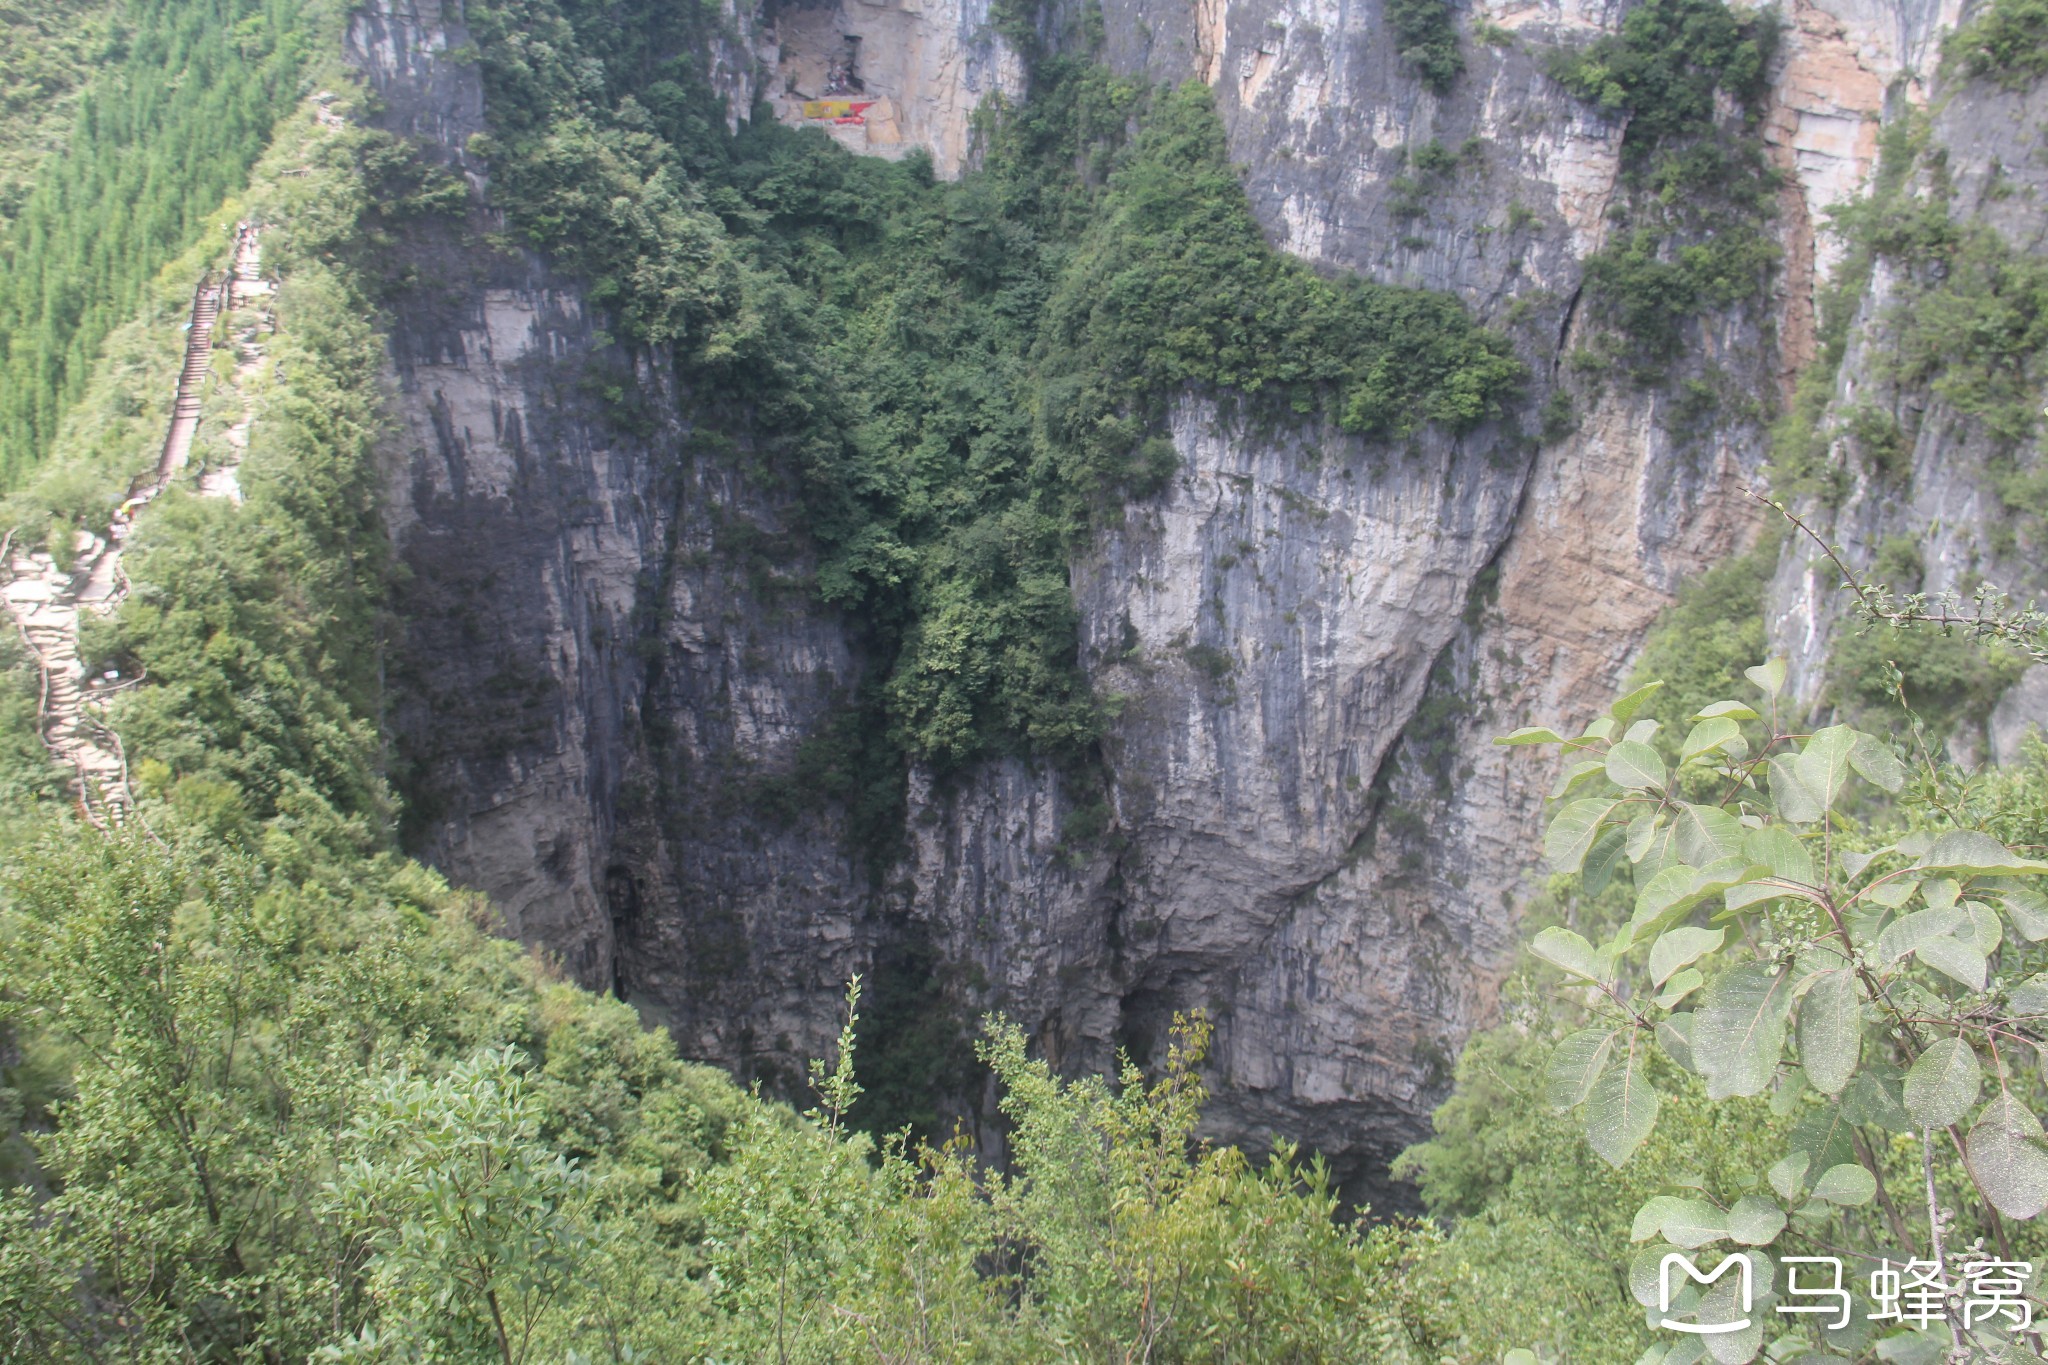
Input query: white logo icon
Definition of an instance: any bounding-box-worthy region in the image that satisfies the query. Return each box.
[1660,1252,1753,1334]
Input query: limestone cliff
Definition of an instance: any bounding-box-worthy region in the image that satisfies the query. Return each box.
[1760,45,2048,758]
[345,0,2036,1200]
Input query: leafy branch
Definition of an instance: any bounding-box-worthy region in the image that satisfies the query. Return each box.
[1502,620,2048,1357]
[1753,487,2048,664]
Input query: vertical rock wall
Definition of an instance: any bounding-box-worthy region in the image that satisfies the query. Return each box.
[1763,51,2048,749]
[353,1,870,1066]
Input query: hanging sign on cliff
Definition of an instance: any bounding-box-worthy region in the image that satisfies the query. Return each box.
[802,99,876,124]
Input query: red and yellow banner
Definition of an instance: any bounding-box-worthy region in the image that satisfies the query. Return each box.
[802,99,876,123]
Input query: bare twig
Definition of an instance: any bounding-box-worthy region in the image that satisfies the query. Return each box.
[1923,1128,1967,1352]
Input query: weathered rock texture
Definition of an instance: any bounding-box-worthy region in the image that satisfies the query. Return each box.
[1761,33,2048,745]
[347,0,2034,1200]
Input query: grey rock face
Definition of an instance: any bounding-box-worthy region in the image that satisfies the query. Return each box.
[1764,63,2048,729]
[357,1,869,1058]
[1992,669,2048,769]
[351,0,1993,1197]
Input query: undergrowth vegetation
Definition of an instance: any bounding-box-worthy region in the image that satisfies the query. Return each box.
[7,0,2048,1359]
[0,0,115,229]
[1386,0,1464,93]
[1946,0,2048,87]
[1773,108,2048,566]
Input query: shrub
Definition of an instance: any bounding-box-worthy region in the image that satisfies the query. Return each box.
[1387,0,1465,92]
[1946,0,2048,86]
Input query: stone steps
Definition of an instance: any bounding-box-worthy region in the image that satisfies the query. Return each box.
[0,223,269,825]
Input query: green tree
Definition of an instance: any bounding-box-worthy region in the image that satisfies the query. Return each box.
[1499,628,2048,1356]
[324,1049,587,1365]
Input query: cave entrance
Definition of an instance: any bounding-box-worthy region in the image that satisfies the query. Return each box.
[801,35,875,124]
[824,35,862,95]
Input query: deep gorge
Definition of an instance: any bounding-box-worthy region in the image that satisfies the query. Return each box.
[339,0,2048,1203]
[1,0,2045,1347]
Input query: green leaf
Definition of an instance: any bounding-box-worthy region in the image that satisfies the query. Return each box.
[1544,1028,1618,1111]
[1585,1035,1659,1166]
[1914,830,2048,876]
[1797,968,1861,1095]
[1849,732,1907,793]
[1721,877,1790,914]
[1694,700,1760,721]
[2008,974,2048,1016]
[1611,680,1665,724]
[1876,905,1969,964]
[1727,866,1828,917]
[1840,1070,1912,1133]
[1790,1099,1859,1167]
[1650,927,1724,986]
[1634,818,1686,880]
[1809,1162,1876,1205]
[1694,964,1796,1099]
[1659,1198,1730,1248]
[1681,716,1742,763]
[1744,659,1787,697]
[1552,757,1607,799]
[1625,809,1661,861]
[1624,719,1661,746]
[1966,1094,2048,1219]
[1656,1014,1697,1072]
[1632,1196,1687,1243]
[1630,1244,1681,1308]
[1674,803,1743,867]
[1632,864,1701,933]
[1546,798,1620,875]
[1917,937,1987,991]
[1656,968,1704,1010]
[1903,1038,1980,1128]
[1994,882,2048,941]
[1726,1193,1785,1246]
[1766,1151,1809,1201]
[1767,756,1823,824]
[1771,1063,1811,1116]
[1531,926,1604,982]
[1795,726,1857,812]
[1964,900,2002,956]
[1693,855,1763,907]
[1583,716,1616,741]
[1606,739,1667,790]
[1584,825,1631,898]
[1744,825,1814,886]
[1496,726,1565,745]
[1698,1253,1769,1363]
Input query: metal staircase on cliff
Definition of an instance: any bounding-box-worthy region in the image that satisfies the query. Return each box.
[1,223,269,828]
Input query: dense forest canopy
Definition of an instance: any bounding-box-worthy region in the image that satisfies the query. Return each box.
[0,0,312,487]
